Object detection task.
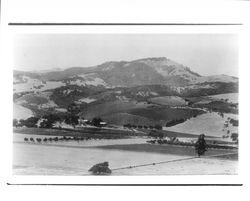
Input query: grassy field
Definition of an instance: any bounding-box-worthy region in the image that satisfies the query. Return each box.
[165,112,238,138]
[13,126,218,139]
[81,100,146,119]
[140,129,210,138]
[149,96,187,106]
[93,143,238,160]
[196,101,238,114]
[81,100,205,126]
[13,126,214,139]
[16,93,49,105]
[127,106,205,123]
[208,93,238,104]
[102,112,159,126]
[13,141,238,175]
[13,127,136,139]
[13,104,33,120]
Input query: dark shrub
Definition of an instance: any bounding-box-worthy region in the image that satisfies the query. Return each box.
[19,117,39,128]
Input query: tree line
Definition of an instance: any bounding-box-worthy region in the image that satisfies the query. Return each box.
[13,115,106,129]
[123,124,162,130]
[165,118,186,127]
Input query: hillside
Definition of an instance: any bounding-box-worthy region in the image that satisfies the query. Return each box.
[14,57,238,89]
[13,57,238,130]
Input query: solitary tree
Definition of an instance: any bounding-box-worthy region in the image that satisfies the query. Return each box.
[66,103,81,128]
[13,119,18,128]
[154,124,163,130]
[195,134,207,157]
[65,115,79,128]
[92,117,103,127]
[148,130,164,139]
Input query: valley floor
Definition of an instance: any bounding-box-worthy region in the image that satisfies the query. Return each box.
[13,133,238,175]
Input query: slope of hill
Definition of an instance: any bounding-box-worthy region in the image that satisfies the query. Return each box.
[14,57,238,91]
[13,103,33,120]
[194,74,238,84]
[149,96,188,106]
[13,57,238,127]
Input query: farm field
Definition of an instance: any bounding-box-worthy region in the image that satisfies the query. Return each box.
[149,96,187,106]
[81,100,147,119]
[12,39,240,178]
[13,133,238,175]
[102,112,157,126]
[13,133,147,147]
[79,99,205,126]
[13,127,214,139]
[13,127,139,140]
[164,112,238,139]
[13,103,33,120]
[184,93,238,105]
[208,93,238,104]
[127,106,205,124]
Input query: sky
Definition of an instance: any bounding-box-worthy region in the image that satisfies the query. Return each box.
[13,34,238,77]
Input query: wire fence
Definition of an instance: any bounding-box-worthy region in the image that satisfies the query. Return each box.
[111,152,237,171]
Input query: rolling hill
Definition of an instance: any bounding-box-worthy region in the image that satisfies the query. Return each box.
[13,57,238,127]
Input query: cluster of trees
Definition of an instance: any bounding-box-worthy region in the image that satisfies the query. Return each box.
[40,114,61,128]
[13,113,80,129]
[231,133,238,142]
[123,124,162,130]
[91,117,105,127]
[13,102,81,129]
[14,115,107,129]
[229,118,238,127]
[40,114,80,128]
[148,130,164,139]
[147,138,191,146]
[13,115,107,129]
[13,117,39,128]
[165,118,186,127]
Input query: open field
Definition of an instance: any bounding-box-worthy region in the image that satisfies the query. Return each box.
[208,93,238,104]
[13,103,33,120]
[92,144,238,160]
[13,140,238,175]
[140,129,216,138]
[12,111,238,176]
[15,93,49,105]
[82,100,147,119]
[164,112,238,139]
[184,93,238,105]
[13,131,238,175]
[13,127,216,139]
[13,127,138,139]
[13,136,238,176]
[13,133,147,147]
[149,96,187,106]
[127,106,205,124]
[80,99,205,126]
[102,113,157,126]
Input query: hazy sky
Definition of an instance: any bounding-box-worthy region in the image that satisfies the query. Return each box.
[14,34,238,77]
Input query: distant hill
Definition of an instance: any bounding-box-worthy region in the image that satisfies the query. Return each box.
[14,57,238,89]
[13,57,238,126]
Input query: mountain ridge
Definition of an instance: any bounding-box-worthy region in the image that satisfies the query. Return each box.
[13,57,238,89]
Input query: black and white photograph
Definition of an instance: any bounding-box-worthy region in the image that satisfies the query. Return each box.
[2,0,250,201]
[12,33,239,176]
